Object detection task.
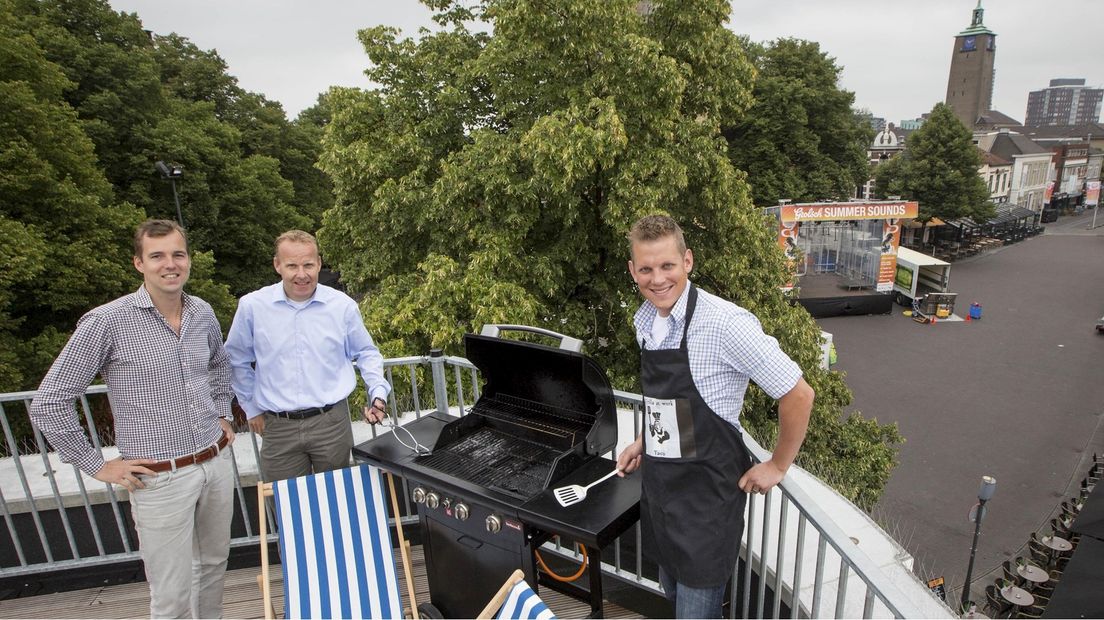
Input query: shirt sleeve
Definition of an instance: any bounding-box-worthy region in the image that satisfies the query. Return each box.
[224,299,262,418]
[721,311,802,400]
[205,309,233,421]
[29,312,113,476]
[345,300,390,402]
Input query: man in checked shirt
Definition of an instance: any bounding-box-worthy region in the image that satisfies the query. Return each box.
[31,219,236,619]
[617,215,814,619]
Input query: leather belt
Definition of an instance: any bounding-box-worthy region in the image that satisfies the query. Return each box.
[266,402,336,420]
[146,433,230,473]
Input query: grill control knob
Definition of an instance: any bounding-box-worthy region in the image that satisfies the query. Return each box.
[485,514,501,534]
[425,491,440,510]
[412,487,427,504]
[455,503,469,521]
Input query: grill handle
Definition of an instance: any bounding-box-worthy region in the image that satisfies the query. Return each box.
[478,324,583,353]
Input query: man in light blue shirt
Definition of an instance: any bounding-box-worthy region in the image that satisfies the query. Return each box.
[225,230,391,482]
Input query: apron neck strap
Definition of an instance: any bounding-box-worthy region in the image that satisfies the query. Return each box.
[679,283,698,350]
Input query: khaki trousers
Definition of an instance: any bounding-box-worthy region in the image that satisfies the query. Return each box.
[260,399,354,483]
[131,448,234,619]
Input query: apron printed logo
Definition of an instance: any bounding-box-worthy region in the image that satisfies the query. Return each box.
[644,397,682,459]
[648,407,671,444]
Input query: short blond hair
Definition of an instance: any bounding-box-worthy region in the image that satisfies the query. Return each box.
[628,215,687,254]
[274,230,318,258]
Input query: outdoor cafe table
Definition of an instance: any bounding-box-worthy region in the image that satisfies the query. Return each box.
[1042,535,1073,554]
[1042,536,1104,618]
[1000,585,1034,614]
[1016,563,1049,587]
[1070,484,1104,542]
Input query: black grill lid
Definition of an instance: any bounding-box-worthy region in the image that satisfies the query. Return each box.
[464,331,617,456]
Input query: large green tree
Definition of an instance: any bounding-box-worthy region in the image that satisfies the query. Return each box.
[725,38,873,206]
[319,0,901,507]
[875,102,993,223]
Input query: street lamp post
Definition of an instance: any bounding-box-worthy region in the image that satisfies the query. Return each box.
[155,161,185,227]
[961,475,997,611]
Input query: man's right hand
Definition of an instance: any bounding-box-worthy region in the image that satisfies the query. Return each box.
[249,416,265,435]
[616,437,644,476]
[93,457,156,491]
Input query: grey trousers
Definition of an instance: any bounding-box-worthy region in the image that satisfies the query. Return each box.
[260,399,354,483]
[131,448,234,619]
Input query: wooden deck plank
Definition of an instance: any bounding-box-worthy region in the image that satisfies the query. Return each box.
[0,546,643,619]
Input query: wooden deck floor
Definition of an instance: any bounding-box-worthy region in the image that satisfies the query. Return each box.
[0,546,642,619]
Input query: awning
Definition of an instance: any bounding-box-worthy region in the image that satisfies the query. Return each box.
[903,217,946,228]
[987,205,1037,226]
[943,218,981,230]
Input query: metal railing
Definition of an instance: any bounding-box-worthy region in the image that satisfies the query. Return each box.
[0,352,938,618]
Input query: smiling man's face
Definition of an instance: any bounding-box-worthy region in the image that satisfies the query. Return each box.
[133,230,190,300]
[628,235,693,317]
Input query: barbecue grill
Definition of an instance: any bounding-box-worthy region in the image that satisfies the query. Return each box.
[353,326,641,618]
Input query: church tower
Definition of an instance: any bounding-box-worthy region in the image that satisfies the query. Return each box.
[945,1,996,129]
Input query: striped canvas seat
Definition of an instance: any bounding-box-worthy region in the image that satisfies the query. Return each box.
[267,465,403,619]
[478,569,556,620]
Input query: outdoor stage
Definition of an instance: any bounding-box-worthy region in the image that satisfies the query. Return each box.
[793,274,894,318]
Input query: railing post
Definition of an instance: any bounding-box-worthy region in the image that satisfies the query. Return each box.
[429,349,449,415]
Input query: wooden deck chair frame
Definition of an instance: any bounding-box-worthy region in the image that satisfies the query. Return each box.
[475,568,556,620]
[476,569,527,620]
[256,469,420,619]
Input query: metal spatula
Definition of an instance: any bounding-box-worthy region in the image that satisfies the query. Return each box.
[553,468,620,507]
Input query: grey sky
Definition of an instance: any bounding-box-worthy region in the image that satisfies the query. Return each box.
[108,0,1102,126]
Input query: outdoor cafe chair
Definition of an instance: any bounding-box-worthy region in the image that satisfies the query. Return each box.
[1015,603,1046,619]
[257,464,419,619]
[1060,499,1080,519]
[1002,561,1023,588]
[985,584,1011,618]
[1027,544,1050,568]
[1049,517,1079,545]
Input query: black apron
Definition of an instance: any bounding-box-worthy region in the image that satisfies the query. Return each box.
[640,284,752,588]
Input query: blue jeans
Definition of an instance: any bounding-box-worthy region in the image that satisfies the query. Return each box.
[659,566,727,619]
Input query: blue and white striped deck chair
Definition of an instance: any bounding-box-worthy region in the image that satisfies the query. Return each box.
[476,569,556,620]
[258,464,413,619]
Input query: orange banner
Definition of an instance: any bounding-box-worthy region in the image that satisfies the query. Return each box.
[778,221,800,292]
[780,201,919,223]
[877,219,903,292]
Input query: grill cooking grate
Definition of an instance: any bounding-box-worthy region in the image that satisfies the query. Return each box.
[416,427,559,499]
[471,394,591,444]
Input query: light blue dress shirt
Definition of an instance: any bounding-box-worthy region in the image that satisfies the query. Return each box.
[225,282,390,419]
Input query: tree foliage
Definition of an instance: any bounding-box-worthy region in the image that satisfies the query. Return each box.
[725,38,873,206]
[2,0,335,392]
[320,0,901,508]
[875,102,994,223]
[0,3,143,389]
[10,0,330,296]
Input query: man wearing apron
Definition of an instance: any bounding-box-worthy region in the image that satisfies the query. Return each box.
[617,215,815,619]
